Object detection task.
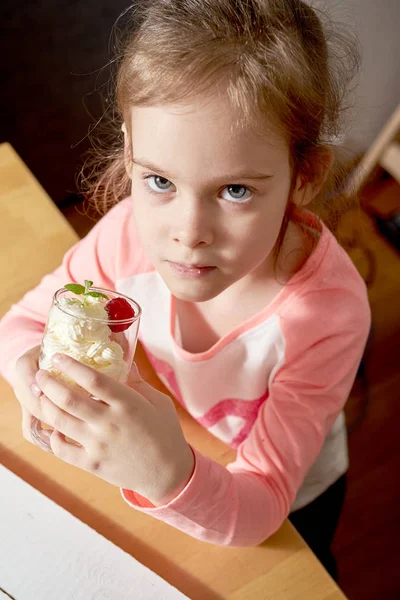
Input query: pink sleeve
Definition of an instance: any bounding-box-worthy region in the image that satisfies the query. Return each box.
[0,199,138,386]
[122,286,371,546]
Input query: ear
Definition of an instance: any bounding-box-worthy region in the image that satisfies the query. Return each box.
[292,147,334,207]
[121,122,133,179]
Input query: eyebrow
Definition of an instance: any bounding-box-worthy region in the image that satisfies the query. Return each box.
[131,156,273,181]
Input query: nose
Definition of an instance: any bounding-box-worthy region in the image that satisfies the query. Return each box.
[172,195,214,249]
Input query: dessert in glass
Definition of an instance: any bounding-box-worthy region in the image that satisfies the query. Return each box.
[30,280,141,451]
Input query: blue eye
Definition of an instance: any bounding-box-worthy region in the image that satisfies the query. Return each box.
[220,185,252,202]
[146,175,173,193]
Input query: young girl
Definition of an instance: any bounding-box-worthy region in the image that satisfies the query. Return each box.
[0,0,370,581]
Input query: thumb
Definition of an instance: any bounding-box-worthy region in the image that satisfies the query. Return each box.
[127,362,173,410]
[21,405,35,442]
[15,345,40,384]
[127,362,143,387]
[15,345,44,424]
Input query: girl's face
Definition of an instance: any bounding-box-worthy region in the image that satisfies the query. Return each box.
[127,96,304,303]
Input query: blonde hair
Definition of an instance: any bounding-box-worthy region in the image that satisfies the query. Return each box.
[82,0,360,236]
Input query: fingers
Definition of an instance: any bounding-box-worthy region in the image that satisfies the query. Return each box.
[50,430,87,465]
[14,345,43,420]
[50,430,104,477]
[21,406,34,442]
[51,354,146,409]
[15,345,40,381]
[127,363,172,409]
[127,362,142,385]
[39,393,88,445]
[51,354,119,402]
[35,369,108,423]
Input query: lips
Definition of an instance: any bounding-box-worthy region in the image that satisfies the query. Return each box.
[176,262,212,269]
[167,261,216,278]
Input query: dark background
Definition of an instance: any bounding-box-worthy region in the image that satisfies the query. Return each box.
[1,0,130,206]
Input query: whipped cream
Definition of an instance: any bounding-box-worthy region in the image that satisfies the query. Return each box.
[40,296,129,383]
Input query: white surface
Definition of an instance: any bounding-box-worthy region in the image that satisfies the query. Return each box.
[0,465,190,600]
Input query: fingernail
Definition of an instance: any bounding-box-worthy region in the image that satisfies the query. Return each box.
[129,362,142,383]
[51,353,63,366]
[31,383,42,397]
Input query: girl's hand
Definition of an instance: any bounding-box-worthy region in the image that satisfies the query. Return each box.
[14,345,44,440]
[34,353,194,506]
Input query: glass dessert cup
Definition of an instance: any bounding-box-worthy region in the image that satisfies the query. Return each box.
[30,287,141,451]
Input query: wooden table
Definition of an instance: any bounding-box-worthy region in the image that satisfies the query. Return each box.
[0,142,346,599]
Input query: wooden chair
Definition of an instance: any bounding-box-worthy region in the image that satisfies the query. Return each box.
[346,103,400,195]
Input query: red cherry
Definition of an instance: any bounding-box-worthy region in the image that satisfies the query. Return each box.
[105,298,135,332]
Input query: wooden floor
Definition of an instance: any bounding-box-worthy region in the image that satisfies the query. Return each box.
[62,177,400,600]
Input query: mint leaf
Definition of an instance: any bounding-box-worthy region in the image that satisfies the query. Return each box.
[65,280,108,302]
[84,280,94,294]
[86,291,109,300]
[65,283,85,295]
